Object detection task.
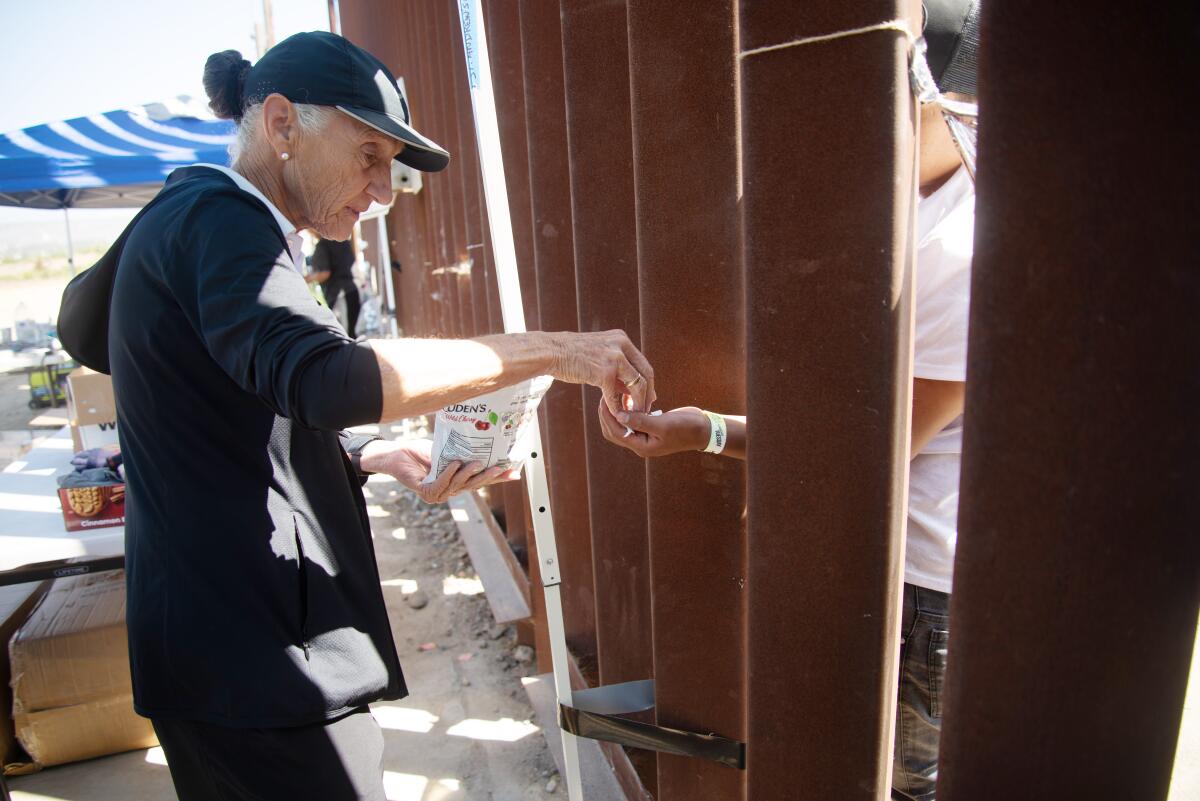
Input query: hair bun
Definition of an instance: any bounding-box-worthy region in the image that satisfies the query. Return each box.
[203,50,252,121]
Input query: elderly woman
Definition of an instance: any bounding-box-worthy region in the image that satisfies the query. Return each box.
[57,31,653,801]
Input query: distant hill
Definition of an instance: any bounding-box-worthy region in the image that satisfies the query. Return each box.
[0,208,138,261]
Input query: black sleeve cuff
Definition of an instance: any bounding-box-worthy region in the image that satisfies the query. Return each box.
[339,431,382,482]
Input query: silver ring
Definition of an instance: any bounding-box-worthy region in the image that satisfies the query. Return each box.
[626,374,644,387]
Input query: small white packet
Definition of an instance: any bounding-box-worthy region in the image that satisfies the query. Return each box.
[423,376,554,483]
[624,408,663,437]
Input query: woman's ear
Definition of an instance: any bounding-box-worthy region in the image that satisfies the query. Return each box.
[260,93,296,159]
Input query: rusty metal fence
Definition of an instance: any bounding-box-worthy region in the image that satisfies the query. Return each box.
[338,1,1198,799]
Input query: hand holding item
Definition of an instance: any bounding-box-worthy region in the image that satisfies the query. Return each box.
[597,401,711,458]
[71,444,122,471]
[553,329,656,416]
[361,438,520,505]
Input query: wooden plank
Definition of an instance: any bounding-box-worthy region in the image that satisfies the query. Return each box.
[449,491,531,624]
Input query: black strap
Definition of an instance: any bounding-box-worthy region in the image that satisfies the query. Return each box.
[0,555,125,587]
[557,679,746,770]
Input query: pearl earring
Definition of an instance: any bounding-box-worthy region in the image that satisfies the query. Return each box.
[280,152,290,161]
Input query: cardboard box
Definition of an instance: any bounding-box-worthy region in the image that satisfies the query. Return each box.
[1,582,51,767]
[8,571,156,769]
[56,484,125,532]
[66,368,119,453]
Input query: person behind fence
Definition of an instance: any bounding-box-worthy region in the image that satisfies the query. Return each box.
[599,4,980,799]
[309,233,361,335]
[57,31,655,801]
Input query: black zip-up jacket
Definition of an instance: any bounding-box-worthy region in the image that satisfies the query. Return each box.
[57,166,406,727]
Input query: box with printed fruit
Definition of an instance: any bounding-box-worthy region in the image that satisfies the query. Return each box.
[56,483,125,532]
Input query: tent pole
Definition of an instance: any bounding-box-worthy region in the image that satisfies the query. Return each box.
[378,215,399,337]
[62,207,76,275]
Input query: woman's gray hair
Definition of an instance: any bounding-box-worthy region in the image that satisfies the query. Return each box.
[228,101,336,163]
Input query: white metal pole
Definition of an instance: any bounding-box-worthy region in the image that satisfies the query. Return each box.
[456,3,584,799]
[62,207,76,275]
[377,217,399,337]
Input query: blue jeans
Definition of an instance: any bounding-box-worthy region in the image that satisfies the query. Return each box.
[892,583,951,801]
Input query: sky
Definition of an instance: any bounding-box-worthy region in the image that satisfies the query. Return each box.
[0,0,329,228]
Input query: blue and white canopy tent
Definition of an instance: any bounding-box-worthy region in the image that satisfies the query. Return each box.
[0,97,235,269]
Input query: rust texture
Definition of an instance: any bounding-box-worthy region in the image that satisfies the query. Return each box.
[739,1,916,798]
[625,2,747,799]
[518,0,599,659]
[558,0,655,700]
[328,2,1198,800]
[938,3,1200,799]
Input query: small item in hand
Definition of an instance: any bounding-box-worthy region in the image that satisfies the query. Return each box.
[423,377,553,484]
[624,408,663,438]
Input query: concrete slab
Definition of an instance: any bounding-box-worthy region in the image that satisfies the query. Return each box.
[450,492,530,624]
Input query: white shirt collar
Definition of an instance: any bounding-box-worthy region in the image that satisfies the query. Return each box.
[193,163,304,272]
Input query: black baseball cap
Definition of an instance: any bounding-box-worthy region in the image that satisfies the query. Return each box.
[922,0,980,95]
[244,31,450,172]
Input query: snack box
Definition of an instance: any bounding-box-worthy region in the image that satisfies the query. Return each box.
[57,483,125,533]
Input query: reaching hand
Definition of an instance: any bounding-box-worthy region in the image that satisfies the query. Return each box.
[363,439,520,505]
[553,330,656,417]
[597,400,710,458]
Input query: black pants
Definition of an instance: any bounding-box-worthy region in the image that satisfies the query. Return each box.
[324,281,361,338]
[151,708,385,801]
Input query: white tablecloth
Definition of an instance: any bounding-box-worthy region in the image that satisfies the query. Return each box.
[0,426,123,620]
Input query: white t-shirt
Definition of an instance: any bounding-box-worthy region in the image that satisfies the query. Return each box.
[906,166,974,594]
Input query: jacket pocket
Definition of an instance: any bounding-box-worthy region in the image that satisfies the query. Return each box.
[928,628,950,718]
[293,516,310,660]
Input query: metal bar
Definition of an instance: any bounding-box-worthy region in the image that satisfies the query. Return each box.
[738,1,917,798]
[481,182,503,334]
[457,4,584,798]
[447,0,492,340]
[402,0,446,338]
[939,2,1200,798]
[0,555,125,588]
[483,0,540,332]
[625,1,748,797]
[432,1,470,338]
[411,0,454,339]
[518,0,598,663]
[558,0,654,699]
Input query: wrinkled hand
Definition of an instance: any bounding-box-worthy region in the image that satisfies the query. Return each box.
[597,401,709,458]
[553,329,656,417]
[366,439,520,505]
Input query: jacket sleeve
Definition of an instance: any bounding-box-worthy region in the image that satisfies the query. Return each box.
[338,431,382,482]
[166,190,383,429]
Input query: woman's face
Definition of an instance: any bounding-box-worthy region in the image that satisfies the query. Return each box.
[284,111,403,241]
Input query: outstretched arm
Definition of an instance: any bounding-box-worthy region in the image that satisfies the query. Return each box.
[370,329,656,423]
[598,401,747,460]
[598,377,964,463]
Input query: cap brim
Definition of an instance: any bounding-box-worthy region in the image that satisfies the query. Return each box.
[336,105,450,173]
